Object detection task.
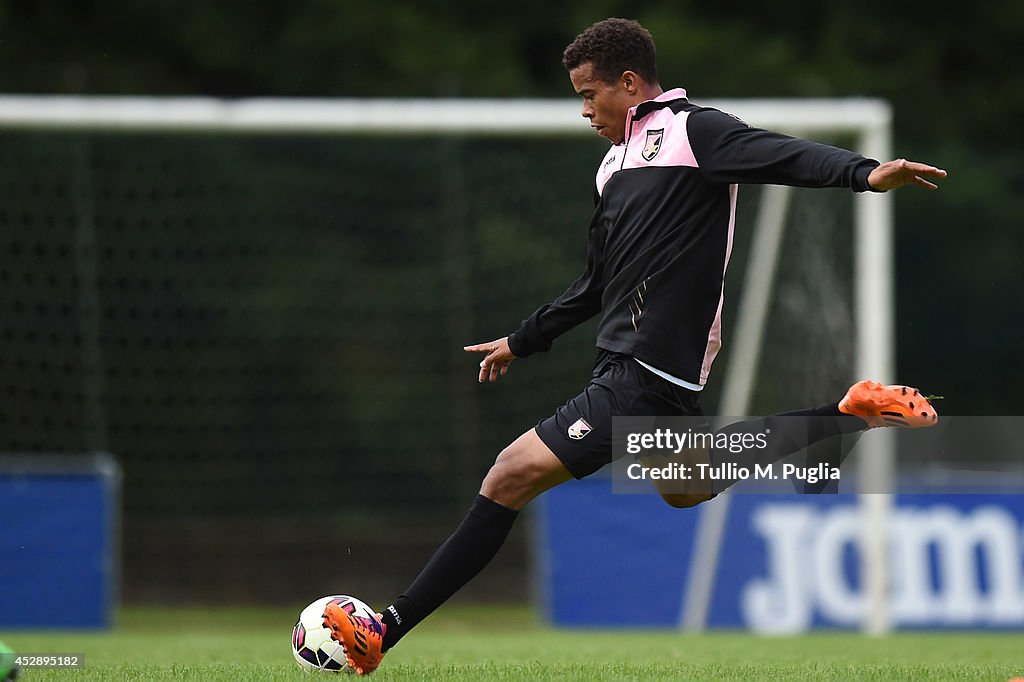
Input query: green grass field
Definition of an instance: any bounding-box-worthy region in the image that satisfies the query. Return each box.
[2,605,1022,681]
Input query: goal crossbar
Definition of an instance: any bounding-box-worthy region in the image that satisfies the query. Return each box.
[0,95,888,137]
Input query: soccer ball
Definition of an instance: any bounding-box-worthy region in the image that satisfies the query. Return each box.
[291,595,376,673]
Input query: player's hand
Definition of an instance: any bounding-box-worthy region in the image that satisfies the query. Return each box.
[464,336,516,383]
[868,159,947,191]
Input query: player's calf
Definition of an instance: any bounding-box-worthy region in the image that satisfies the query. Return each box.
[658,492,716,508]
[639,446,717,508]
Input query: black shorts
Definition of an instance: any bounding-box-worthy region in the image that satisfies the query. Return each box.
[535,350,703,479]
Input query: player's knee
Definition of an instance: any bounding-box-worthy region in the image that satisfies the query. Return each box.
[480,445,546,508]
[659,492,715,509]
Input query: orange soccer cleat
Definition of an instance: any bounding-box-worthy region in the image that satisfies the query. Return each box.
[839,380,939,428]
[322,602,386,675]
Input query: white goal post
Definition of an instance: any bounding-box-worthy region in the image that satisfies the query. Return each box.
[0,95,894,634]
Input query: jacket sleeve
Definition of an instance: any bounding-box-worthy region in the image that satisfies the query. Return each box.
[507,217,605,358]
[687,108,881,192]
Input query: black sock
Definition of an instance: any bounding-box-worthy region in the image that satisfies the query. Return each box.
[710,402,867,492]
[379,494,518,652]
[771,401,868,441]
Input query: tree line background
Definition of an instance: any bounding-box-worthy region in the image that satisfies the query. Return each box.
[2,0,1019,412]
[0,1,1021,604]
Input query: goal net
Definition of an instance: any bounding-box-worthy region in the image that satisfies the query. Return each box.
[0,96,892,622]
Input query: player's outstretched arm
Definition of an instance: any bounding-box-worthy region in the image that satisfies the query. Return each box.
[464,336,516,383]
[868,159,948,191]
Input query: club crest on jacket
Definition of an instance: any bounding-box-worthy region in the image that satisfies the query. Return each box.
[642,128,664,161]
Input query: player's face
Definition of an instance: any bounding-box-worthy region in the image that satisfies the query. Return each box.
[569,62,634,145]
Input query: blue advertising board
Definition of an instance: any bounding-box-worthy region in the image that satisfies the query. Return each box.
[538,476,1024,631]
[0,454,119,629]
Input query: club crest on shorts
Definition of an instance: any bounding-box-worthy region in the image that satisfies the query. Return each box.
[567,417,593,440]
[641,128,664,161]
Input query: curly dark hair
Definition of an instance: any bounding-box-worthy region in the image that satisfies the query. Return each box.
[562,18,658,85]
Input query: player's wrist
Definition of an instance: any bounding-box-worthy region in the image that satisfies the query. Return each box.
[859,162,885,193]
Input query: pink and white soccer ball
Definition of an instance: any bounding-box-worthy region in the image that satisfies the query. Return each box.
[291,595,377,673]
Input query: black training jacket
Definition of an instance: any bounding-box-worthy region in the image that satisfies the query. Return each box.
[507,89,879,386]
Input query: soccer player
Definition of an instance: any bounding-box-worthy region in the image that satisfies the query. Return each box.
[324,18,947,674]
